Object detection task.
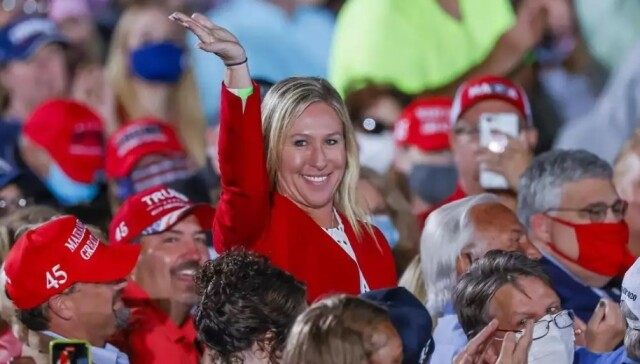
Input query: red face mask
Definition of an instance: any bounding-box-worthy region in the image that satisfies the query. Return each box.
[547,216,631,277]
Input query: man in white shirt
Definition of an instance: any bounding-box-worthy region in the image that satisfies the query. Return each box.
[3,215,140,364]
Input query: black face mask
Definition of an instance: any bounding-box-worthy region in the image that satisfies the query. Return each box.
[62,183,112,233]
[408,164,458,205]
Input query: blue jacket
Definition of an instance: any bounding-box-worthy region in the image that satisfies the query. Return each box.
[575,347,640,364]
[542,255,622,322]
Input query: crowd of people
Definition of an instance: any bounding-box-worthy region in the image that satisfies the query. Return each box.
[1,0,640,363]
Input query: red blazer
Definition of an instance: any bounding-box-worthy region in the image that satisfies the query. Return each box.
[213,84,397,302]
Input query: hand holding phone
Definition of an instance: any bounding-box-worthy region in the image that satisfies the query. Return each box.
[479,113,519,190]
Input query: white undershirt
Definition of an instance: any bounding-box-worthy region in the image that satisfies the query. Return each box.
[322,211,370,293]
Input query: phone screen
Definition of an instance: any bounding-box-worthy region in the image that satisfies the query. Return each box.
[50,340,91,364]
[478,113,520,190]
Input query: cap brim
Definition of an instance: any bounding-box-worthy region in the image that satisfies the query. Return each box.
[110,150,186,179]
[167,204,215,232]
[0,171,21,188]
[16,35,68,61]
[142,203,215,237]
[83,244,141,283]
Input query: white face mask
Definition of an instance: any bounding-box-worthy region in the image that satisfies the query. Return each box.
[356,132,394,175]
[515,313,575,364]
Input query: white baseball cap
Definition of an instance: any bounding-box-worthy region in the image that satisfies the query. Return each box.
[622,257,640,329]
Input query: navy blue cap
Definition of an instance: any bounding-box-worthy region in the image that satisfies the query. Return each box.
[361,287,434,364]
[0,17,67,64]
[0,158,20,189]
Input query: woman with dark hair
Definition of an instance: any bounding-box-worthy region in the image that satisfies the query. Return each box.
[195,250,307,364]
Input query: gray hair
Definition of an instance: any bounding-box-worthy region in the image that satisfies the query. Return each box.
[518,149,613,228]
[452,250,552,337]
[622,301,640,360]
[421,193,501,318]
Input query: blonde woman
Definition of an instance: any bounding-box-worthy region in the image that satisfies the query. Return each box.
[614,130,640,256]
[106,4,206,167]
[171,12,396,302]
[282,295,402,364]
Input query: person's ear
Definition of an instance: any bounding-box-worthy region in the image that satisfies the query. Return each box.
[47,294,75,322]
[0,66,12,91]
[524,127,538,150]
[530,213,552,243]
[455,252,472,276]
[449,130,458,151]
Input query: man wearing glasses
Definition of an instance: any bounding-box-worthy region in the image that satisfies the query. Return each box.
[419,75,538,223]
[518,149,633,342]
[453,250,626,364]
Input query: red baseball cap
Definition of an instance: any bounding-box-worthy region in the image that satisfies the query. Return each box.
[450,75,532,126]
[3,215,140,310]
[106,118,186,179]
[22,99,104,184]
[109,186,215,245]
[394,97,452,152]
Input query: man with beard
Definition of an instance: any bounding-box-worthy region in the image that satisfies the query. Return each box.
[109,186,215,364]
[3,215,139,364]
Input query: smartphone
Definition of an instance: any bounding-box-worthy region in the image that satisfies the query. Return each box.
[479,113,519,190]
[50,339,91,364]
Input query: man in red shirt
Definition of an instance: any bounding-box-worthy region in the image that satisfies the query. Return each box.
[417,75,539,225]
[109,186,215,364]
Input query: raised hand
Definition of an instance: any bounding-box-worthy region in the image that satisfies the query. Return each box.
[453,319,533,364]
[477,131,533,192]
[454,320,499,364]
[169,12,246,66]
[586,299,625,352]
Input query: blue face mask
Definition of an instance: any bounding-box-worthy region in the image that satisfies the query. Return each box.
[535,33,576,66]
[45,163,99,206]
[370,214,400,249]
[130,41,185,83]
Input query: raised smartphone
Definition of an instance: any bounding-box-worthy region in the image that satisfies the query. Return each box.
[479,113,519,190]
[50,339,90,364]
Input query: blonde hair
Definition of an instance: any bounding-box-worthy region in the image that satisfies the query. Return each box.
[283,294,391,364]
[105,4,206,167]
[0,205,60,262]
[262,77,368,237]
[614,130,640,191]
[398,255,426,304]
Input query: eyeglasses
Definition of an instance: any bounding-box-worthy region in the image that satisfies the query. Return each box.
[359,118,392,135]
[496,310,575,341]
[1,0,47,14]
[452,120,528,142]
[452,124,480,137]
[545,200,628,223]
[0,197,32,218]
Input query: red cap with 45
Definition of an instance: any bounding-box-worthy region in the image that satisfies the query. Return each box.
[3,215,140,310]
[109,186,215,245]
